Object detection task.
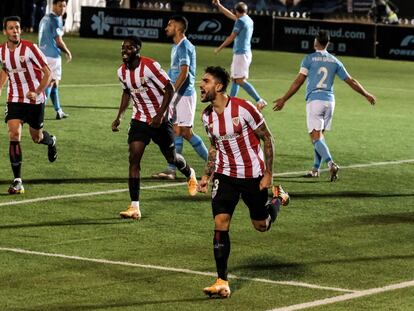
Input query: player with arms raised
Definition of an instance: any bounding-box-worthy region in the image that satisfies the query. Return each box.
[274,31,376,181]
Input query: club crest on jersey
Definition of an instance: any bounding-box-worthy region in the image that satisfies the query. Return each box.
[140,77,146,85]
[232,117,240,126]
[19,56,25,63]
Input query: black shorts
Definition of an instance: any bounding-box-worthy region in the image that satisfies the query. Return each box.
[211,173,269,221]
[5,102,45,130]
[128,119,175,152]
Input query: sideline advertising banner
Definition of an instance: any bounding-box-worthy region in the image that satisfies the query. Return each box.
[273,18,376,58]
[80,7,273,49]
[376,25,414,61]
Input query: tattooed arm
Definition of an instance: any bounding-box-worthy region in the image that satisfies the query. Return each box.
[198,136,217,193]
[254,120,275,190]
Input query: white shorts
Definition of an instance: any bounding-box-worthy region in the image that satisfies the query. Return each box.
[306,100,335,133]
[230,53,252,79]
[46,56,62,81]
[171,92,197,127]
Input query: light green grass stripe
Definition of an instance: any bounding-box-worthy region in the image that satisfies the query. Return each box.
[59,81,414,93]
[0,159,412,208]
[269,280,414,311]
[0,247,356,293]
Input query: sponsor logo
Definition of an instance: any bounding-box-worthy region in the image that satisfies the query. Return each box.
[401,35,414,47]
[91,11,110,35]
[197,19,222,33]
[389,35,414,57]
[90,11,162,39]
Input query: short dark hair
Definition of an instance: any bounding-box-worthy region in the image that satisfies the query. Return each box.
[316,30,330,47]
[124,36,142,48]
[3,16,21,30]
[169,15,188,33]
[205,66,230,93]
[53,0,68,4]
[234,2,248,14]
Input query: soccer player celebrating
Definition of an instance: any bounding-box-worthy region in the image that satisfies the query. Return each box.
[198,66,289,298]
[0,16,57,194]
[273,31,376,181]
[112,36,198,220]
[152,15,208,180]
[212,0,267,110]
[38,0,72,120]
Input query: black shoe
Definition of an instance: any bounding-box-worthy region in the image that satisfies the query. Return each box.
[48,136,57,162]
[8,179,25,194]
[266,197,281,223]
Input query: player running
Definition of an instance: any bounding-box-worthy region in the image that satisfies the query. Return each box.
[198,66,289,298]
[111,36,198,220]
[0,16,57,194]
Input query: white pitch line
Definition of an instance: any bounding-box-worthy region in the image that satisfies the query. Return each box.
[268,279,414,311]
[0,159,412,208]
[0,247,355,293]
[0,182,186,207]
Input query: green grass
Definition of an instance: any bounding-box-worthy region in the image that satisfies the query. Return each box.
[0,34,413,310]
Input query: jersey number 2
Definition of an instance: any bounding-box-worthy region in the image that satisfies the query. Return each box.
[317,67,328,89]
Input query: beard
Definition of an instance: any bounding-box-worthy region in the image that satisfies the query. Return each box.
[201,90,216,103]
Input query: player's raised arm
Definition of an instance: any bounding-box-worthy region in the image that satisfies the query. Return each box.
[212,0,237,21]
[273,73,306,111]
[344,77,376,105]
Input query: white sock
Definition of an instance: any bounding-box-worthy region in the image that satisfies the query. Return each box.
[131,201,139,209]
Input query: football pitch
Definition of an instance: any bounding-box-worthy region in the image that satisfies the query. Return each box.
[0,34,413,310]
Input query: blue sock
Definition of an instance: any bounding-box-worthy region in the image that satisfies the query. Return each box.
[240,81,261,102]
[189,134,208,161]
[313,147,322,170]
[45,86,51,100]
[230,82,240,97]
[168,136,184,170]
[314,139,332,164]
[50,86,61,112]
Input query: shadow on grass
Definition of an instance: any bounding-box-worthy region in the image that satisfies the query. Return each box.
[342,212,414,225]
[0,177,186,185]
[9,297,209,311]
[290,191,414,200]
[0,218,121,230]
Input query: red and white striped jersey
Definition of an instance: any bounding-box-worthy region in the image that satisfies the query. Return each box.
[117,56,171,124]
[0,40,48,104]
[202,97,265,178]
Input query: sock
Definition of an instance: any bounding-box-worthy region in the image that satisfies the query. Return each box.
[213,230,230,281]
[314,139,332,163]
[9,141,22,179]
[131,201,139,209]
[50,86,61,112]
[230,82,240,96]
[39,131,54,145]
[168,136,183,171]
[45,86,51,100]
[313,147,322,170]
[174,153,191,178]
[128,177,140,201]
[266,197,281,226]
[189,134,208,161]
[240,81,261,102]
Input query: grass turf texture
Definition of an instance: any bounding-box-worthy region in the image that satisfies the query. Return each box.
[0,34,413,310]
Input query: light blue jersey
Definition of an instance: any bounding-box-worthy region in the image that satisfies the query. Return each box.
[38,13,64,58]
[232,15,253,55]
[168,38,196,96]
[300,50,350,102]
